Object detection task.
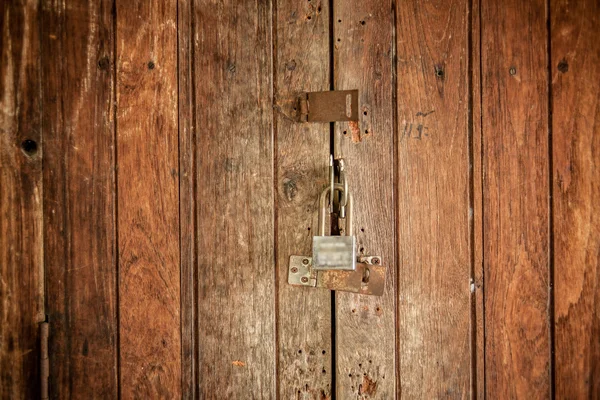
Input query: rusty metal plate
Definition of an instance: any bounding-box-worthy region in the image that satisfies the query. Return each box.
[304,90,359,122]
[317,263,385,296]
[289,255,385,296]
[288,255,316,287]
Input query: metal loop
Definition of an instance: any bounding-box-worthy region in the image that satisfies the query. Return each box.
[318,183,353,237]
[337,158,349,217]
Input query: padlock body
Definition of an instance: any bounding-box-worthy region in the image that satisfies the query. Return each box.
[312,236,356,270]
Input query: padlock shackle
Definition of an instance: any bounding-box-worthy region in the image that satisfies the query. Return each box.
[318,184,353,236]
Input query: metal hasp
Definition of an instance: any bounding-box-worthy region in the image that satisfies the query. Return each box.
[288,157,385,296]
[299,90,359,122]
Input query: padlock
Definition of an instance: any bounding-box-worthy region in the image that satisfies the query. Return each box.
[312,183,356,271]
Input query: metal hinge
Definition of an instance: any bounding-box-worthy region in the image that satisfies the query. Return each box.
[298,90,359,122]
[40,322,49,400]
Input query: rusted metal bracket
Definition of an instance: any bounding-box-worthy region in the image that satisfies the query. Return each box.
[288,255,385,296]
[298,90,359,122]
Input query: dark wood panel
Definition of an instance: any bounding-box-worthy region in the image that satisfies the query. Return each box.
[178,0,196,397]
[116,0,181,397]
[274,0,333,398]
[395,0,472,397]
[0,1,43,398]
[551,0,600,396]
[332,0,396,398]
[193,0,275,397]
[41,0,118,398]
[481,0,550,396]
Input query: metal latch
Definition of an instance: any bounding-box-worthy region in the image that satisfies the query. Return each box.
[288,157,385,296]
[298,90,359,122]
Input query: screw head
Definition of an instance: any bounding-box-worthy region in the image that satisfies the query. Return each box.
[372,257,380,265]
[302,258,310,265]
[291,267,298,273]
[509,66,517,75]
[301,277,309,283]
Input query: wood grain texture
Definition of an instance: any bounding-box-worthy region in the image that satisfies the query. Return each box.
[0,1,43,398]
[40,1,118,398]
[178,0,196,397]
[193,0,275,397]
[395,0,471,397]
[551,0,600,396]
[116,0,181,397]
[481,0,550,397]
[470,0,485,396]
[275,0,333,398]
[333,1,396,397]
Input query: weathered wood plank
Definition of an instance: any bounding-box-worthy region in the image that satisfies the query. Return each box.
[481,0,550,396]
[333,1,396,397]
[178,0,196,397]
[275,0,333,398]
[41,0,118,398]
[395,0,472,397]
[0,1,43,398]
[470,0,485,396]
[193,0,275,397]
[116,0,181,397]
[551,0,600,396]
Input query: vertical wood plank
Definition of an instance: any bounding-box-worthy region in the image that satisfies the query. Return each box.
[275,0,333,398]
[481,0,550,397]
[470,0,485,396]
[193,0,275,397]
[395,0,472,397]
[0,1,43,398]
[551,0,600,396]
[178,0,196,397]
[41,0,118,398]
[116,0,181,397]
[333,1,396,397]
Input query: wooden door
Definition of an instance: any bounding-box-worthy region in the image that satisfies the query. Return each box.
[1,0,599,398]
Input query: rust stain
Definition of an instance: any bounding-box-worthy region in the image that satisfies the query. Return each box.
[349,121,361,143]
[359,374,377,396]
[231,360,245,367]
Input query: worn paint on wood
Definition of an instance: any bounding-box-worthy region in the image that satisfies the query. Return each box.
[481,0,551,397]
[395,0,472,397]
[116,0,181,397]
[193,0,276,397]
[552,0,600,396]
[333,0,396,398]
[0,1,43,398]
[275,0,334,398]
[41,0,118,398]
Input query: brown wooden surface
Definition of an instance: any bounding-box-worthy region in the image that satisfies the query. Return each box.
[178,0,196,397]
[395,0,472,397]
[5,0,600,398]
[193,0,276,397]
[116,0,181,397]
[332,0,397,398]
[552,0,600,396]
[481,0,551,397]
[470,0,485,396]
[275,0,333,398]
[0,1,43,398]
[41,0,119,398]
